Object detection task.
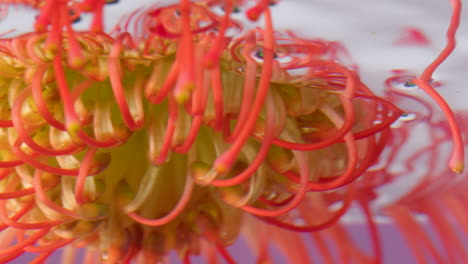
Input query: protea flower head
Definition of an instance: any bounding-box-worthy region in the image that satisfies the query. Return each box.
[0,0,465,263]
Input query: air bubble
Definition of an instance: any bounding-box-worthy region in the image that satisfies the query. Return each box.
[391,112,417,127]
[101,252,109,261]
[388,75,442,91]
[390,76,419,91]
[399,112,417,121]
[251,48,277,63]
[254,49,264,59]
[69,9,81,24]
[219,5,241,13]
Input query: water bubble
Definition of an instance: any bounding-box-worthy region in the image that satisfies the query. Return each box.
[390,76,419,91]
[254,49,264,59]
[275,52,294,65]
[251,48,278,63]
[69,9,81,24]
[391,112,417,127]
[404,81,416,87]
[219,5,241,13]
[101,252,109,261]
[399,112,417,121]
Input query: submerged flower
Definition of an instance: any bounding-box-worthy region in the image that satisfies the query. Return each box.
[0,0,465,263]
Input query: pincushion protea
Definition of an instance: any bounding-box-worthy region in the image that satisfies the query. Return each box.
[0,0,465,263]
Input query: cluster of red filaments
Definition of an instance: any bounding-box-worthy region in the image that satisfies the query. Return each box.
[241,106,468,264]
[0,0,464,263]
